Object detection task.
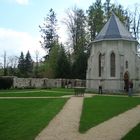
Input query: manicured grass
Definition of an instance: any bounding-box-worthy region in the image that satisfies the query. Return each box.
[0,89,74,97]
[79,96,140,133]
[0,88,74,93]
[0,98,68,140]
[122,123,140,140]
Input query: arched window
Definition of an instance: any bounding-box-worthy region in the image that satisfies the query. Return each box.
[110,52,116,77]
[126,61,128,69]
[99,53,102,77]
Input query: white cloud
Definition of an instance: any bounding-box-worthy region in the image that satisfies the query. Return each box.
[8,0,29,5]
[15,0,29,5]
[74,0,80,4]
[0,28,45,62]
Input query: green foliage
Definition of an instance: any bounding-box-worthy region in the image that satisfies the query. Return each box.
[103,0,131,30]
[39,8,58,55]
[46,43,60,78]
[24,51,33,77]
[0,98,68,140]
[55,45,71,78]
[72,51,88,79]
[73,8,88,55]
[18,52,25,77]
[79,96,140,133]
[17,51,33,78]
[0,77,13,89]
[87,0,104,41]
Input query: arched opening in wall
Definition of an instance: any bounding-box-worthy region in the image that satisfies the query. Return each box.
[110,52,116,77]
[99,53,102,77]
[125,61,128,69]
[124,71,129,92]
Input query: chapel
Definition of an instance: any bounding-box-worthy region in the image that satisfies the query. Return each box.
[86,13,140,92]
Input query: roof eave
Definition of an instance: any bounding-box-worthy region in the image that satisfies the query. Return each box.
[93,38,138,43]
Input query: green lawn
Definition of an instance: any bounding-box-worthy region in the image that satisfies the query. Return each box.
[0,89,74,97]
[0,88,74,93]
[0,98,68,140]
[122,123,140,140]
[79,96,140,133]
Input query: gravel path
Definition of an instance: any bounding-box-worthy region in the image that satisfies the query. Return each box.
[35,96,140,140]
[35,97,83,140]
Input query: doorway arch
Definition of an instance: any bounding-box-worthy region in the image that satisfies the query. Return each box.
[124,71,129,92]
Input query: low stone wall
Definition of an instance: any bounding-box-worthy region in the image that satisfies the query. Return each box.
[13,77,86,89]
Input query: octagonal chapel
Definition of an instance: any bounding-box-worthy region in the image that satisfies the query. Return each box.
[86,13,140,92]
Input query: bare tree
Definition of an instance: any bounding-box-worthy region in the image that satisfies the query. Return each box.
[34,50,39,77]
[3,51,7,76]
[63,8,76,49]
[7,56,18,68]
[131,5,140,40]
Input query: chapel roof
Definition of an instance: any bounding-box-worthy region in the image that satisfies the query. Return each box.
[94,13,136,42]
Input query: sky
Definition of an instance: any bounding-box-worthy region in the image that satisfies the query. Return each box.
[0,0,140,65]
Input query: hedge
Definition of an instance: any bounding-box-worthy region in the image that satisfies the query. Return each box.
[0,77,13,89]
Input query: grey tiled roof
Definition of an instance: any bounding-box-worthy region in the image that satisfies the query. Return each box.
[94,13,136,42]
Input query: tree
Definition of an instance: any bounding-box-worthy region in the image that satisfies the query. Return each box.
[6,56,18,76]
[24,51,33,77]
[103,1,131,30]
[18,52,25,77]
[63,7,88,79]
[39,8,58,57]
[131,5,140,40]
[64,7,88,54]
[104,0,112,20]
[87,0,104,41]
[72,50,88,79]
[34,50,39,77]
[55,44,71,78]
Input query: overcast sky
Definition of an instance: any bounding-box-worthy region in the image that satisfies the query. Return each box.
[0,0,140,63]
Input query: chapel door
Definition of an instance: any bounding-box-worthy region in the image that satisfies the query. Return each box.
[124,71,129,92]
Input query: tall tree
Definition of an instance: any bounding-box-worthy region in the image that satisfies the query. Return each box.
[72,50,88,79]
[24,51,33,77]
[103,1,131,30]
[18,52,25,77]
[55,44,71,78]
[63,7,88,79]
[3,51,7,76]
[131,5,140,40]
[64,7,88,54]
[104,0,112,20]
[87,0,104,41]
[43,42,60,78]
[34,50,39,78]
[39,8,58,57]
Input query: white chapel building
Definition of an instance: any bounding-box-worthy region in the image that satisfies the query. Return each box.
[86,13,140,92]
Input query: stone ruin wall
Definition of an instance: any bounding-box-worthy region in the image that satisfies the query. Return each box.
[13,77,86,89]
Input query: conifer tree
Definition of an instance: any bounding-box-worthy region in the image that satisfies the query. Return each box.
[56,44,71,78]
[18,52,25,77]
[39,8,58,58]
[25,51,33,77]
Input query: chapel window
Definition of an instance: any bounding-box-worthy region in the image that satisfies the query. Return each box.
[126,61,128,69]
[110,52,116,77]
[99,53,102,77]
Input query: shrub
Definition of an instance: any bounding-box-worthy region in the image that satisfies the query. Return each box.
[0,77,13,89]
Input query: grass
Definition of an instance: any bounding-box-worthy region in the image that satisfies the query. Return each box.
[122,123,140,140]
[0,89,74,97]
[0,88,74,93]
[79,96,140,133]
[0,98,68,140]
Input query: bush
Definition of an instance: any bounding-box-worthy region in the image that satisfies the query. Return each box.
[0,77,13,89]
